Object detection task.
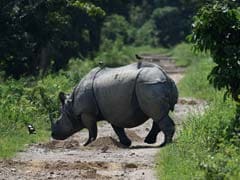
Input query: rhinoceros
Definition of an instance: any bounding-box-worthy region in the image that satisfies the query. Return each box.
[51,61,178,147]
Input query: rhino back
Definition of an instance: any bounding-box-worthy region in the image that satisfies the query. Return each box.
[93,64,146,127]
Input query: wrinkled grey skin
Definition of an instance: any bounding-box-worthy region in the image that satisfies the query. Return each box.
[51,62,178,147]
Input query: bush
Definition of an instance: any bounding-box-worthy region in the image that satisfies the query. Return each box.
[151,7,188,47]
[134,20,156,46]
[178,57,216,99]
[100,15,131,45]
[62,59,97,84]
[96,39,136,67]
[169,43,207,67]
[189,1,240,103]
[0,78,53,157]
[0,58,97,158]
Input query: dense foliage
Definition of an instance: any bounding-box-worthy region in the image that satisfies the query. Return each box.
[0,0,105,78]
[0,0,209,78]
[189,1,240,103]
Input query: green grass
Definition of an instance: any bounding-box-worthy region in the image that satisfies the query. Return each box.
[169,43,208,67]
[156,57,240,179]
[0,60,96,158]
[0,77,65,158]
[178,57,217,100]
[0,129,49,158]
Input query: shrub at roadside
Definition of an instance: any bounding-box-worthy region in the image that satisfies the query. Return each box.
[159,3,240,177]
[189,1,240,104]
[169,43,208,67]
[0,59,95,158]
[157,59,240,179]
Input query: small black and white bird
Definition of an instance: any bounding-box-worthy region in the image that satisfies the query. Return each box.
[135,54,143,60]
[27,124,36,134]
[135,54,143,69]
[98,61,104,68]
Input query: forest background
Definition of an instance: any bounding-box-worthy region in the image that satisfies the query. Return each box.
[0,0,240,179]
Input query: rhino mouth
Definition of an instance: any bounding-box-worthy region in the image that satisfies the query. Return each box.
[50,118,80,140]
[51,127,79,140]
[51,132,69,140]
[51,123,73,140]
[49,113,66,140]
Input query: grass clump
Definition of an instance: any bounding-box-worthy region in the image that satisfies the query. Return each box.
[0,60,95,158]
[169,43,207,67]
[156,58,240,179]
[178,57,217,100]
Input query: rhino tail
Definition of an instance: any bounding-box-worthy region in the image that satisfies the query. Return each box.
[169,79,178,111]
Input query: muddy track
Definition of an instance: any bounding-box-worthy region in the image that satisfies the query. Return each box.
[0,55,207,180]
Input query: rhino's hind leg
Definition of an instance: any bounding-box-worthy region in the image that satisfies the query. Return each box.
[111,124,131,147]
[144,121,161,144]
[158,115,175,147]
[81,113,98,146]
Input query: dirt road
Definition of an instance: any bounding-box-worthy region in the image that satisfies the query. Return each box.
[0,55,207,180]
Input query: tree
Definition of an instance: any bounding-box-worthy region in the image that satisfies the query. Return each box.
[151,7,188,47]
[0,0,105,78]
[189,0,240,134]
[100,15,130,44]
[189,1,240,103]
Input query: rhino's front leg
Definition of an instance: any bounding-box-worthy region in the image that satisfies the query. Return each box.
[144,121,161,144]
[81,113,98,146]
[111,124,131,147]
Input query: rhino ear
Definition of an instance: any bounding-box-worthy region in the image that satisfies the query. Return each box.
[59,92,66,105]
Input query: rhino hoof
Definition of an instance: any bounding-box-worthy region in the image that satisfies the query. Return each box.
[120,139,131,147]
[159,141,167,147]
[159,139,173,147]
[144,137,156,144]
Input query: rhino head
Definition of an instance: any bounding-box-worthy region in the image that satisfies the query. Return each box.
[50,92,84,140]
